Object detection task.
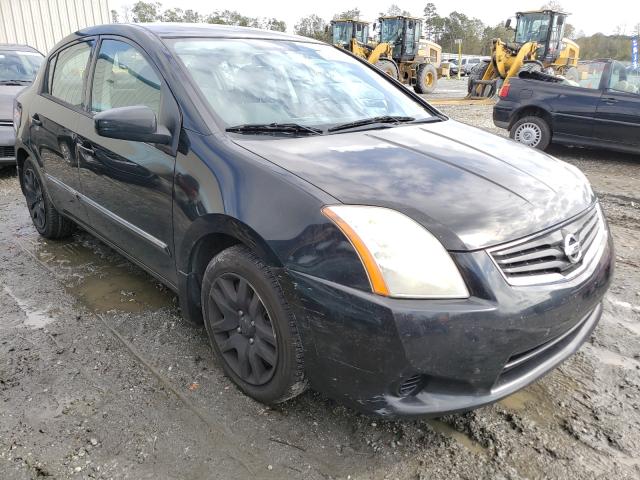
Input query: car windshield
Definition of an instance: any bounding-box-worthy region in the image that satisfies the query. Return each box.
[169,38,434,130]
[0,50,43,82]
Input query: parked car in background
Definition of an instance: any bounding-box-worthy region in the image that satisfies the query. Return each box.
[15,24,612,417]
[447,58,459,76]
[0,44,43,166]
[460,57,482,76]
[494,59,640,153]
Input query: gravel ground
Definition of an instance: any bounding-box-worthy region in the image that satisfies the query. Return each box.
[1,82,639,479]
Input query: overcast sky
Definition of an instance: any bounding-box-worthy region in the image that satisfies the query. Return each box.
[107,0,640,36]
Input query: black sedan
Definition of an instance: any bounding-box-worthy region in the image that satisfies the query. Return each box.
[14,24,613,417]
[0,44,43,166]
[494,59,640,153]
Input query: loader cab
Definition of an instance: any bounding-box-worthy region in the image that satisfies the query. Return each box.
[513,10,568,62]
[331,20,369,48]
[378,16,422,61]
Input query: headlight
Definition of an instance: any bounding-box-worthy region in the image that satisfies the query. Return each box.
[322,205,469,299]
[13,101,21,133]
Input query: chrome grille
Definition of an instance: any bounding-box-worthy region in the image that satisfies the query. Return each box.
[0,120,13,127]
[489,205,605,286]
[0,145,15,158]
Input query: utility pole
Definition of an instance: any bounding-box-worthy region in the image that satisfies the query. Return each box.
[455,39,462,79]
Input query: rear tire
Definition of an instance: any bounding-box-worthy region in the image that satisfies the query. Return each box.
[510,116,551,151]
[414,63,438,94]
[201,245,307,404]
[22,157,75,239]
[374,59,399,80]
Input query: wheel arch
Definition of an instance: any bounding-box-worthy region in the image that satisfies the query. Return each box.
[176,213,283,326]
[509,105,553,131]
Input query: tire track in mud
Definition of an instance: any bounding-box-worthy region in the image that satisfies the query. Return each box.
[11,240,334,480]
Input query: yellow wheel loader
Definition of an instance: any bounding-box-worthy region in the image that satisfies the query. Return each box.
[331,16,441,94]
[468,9,579,98]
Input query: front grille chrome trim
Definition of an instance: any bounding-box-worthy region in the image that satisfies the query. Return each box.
[488,204,607,287]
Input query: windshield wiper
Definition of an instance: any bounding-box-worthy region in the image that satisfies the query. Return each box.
[226,123,322,135]
[327,115,415,133]
[0,79,31,85]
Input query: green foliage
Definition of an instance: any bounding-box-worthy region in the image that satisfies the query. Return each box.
[576,33,634,61]
[380,5,412,17]
[333,9,362,21]
[125,2,285,31]
[294,14,330,42]
[131,1,161,23]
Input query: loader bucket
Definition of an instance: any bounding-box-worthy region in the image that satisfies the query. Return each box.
[467,78,499,99]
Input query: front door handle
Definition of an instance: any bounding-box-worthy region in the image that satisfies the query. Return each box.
[31,114,42,126]
[603,97,618,105]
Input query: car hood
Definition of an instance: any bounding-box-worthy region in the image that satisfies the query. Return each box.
[233,120,595,251]
[0,85,25,121]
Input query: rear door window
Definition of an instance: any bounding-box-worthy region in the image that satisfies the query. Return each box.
[50,41,93,107]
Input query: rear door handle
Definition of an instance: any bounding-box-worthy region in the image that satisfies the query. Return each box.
[31,114,42,126]
[603,97,618,104]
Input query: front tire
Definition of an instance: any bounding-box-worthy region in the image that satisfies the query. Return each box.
[22,157,75,239]
[414,63,438,94]
[201,245,307,404]
[510,115,551,150]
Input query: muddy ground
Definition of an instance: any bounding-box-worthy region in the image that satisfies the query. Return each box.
[1,79,639,479]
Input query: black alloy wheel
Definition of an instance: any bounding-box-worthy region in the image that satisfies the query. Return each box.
[23,166,46,231]
[207,272,278,386]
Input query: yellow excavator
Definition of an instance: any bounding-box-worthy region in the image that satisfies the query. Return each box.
[331,16,440,94]
[468,9,579,98]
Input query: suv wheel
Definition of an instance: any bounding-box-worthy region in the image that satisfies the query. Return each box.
[510,116,551,150]
[22,157,75,239]
[201,245,307,404]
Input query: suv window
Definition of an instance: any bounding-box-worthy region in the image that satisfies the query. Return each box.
[50,41,93,107]
[91,39,161,115]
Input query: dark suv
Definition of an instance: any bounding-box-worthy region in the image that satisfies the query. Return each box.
[0,44,43,166]
[14,24,613,417]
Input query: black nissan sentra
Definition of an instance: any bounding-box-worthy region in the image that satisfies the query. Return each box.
[14,24,613,417]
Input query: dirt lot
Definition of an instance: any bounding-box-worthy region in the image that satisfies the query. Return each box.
[1,80,639,479]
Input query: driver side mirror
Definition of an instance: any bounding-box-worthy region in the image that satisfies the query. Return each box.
[373,23,377,31]
[94,106,172,144]
[505,18,512,29]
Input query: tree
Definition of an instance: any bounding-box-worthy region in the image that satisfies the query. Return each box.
[333,9,361,20]
[206,10,256,27]
[380,5,412,17]
[162,8,184,22]
[131,1,162,23]
[182,9,201,23]
[263,18,286,32]
[294,14,330,42]
[110,9,119,23]
[423,3,444,41]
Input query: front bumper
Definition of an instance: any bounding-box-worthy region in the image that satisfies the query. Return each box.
[0,125,16,165]
[285,227,613,418]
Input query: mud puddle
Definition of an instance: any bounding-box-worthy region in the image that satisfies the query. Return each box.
[426,420,488,456]
[24,233,176,314]
[2,284,56,329]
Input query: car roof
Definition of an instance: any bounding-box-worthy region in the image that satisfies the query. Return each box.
[77,22,321,43]
[0,43,42,54]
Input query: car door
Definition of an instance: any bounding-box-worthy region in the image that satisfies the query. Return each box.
[550,61,606,140]
[593,61,640,148]
[75,36,180,285]
[29,39,95,224]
